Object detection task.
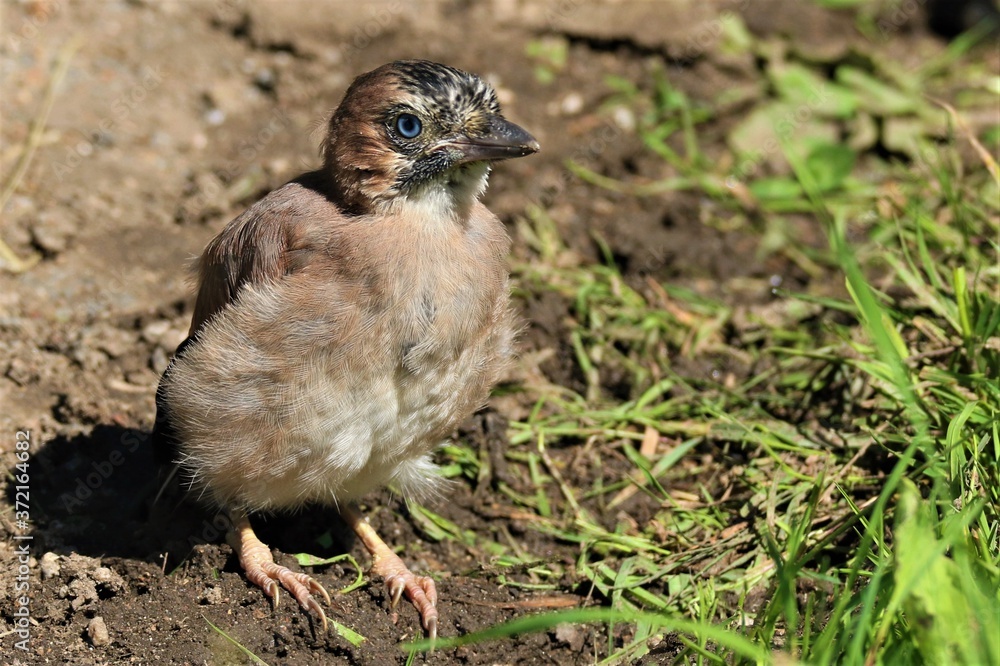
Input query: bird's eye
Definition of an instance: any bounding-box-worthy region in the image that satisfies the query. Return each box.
[395,113,422,139]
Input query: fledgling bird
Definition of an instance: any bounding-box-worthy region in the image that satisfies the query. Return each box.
[153,60,539,637]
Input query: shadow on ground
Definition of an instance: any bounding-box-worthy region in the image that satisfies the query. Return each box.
[22,425,355,575]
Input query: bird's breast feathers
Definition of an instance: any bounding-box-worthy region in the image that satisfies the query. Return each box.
[165,204,515,511]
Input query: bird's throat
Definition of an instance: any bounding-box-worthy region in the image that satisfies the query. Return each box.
[394,162,491,226]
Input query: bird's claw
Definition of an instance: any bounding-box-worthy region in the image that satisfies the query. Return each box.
[426,615,438,642]
[388,576,406,611]
[384,571,438,639]
[265,580,280,607]
[306,597,329,633]
[342,506,439,638]
[276,567,331,632]
[242,557,332,633]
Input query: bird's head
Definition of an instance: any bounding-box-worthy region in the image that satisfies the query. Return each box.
[322,60,539,218]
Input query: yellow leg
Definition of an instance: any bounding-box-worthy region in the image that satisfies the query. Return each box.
[227,509,331,631]
[340,505,438,638]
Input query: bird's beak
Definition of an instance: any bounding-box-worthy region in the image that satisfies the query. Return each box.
[447,115,540,165]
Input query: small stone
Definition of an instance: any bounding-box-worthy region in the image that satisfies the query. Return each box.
[5,356,39,386]
[6,194,36,218]
[68,577,98,610]
[253,67,276,92]
[91,567,113,585]
[141,320,171,345]
[74,140,94,157]
[143,320,186,352]
[494,85,515,106]
[93,327,134,359]
[91,566,126,595]
[192,171,228,212]
[126,369,157,386]
[71,345,107,371]
[561,92,584,115]
[39,552,61,580]
[268,157,290,175]
[204,108,226,126]
[150,346,169,374]
[611,106,635,132]
[197,585,223,605]
[31,209,78,254]
[554,623,585,651]
[161,326,187,352]
[61,553,100,579]
[87,616,111,647]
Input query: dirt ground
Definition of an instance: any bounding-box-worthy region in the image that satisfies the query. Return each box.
[0,1,961,664]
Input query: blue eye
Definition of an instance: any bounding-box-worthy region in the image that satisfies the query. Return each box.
[395,113,422,139]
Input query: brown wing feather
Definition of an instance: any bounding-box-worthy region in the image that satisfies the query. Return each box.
[187,170,337,334]
[191,198,299,335]
[154,172,335,465]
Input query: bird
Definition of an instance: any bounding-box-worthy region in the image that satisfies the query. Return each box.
[152,59,539,638]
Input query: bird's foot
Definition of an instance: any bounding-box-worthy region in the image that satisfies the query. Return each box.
[341,505,439,639]
[228,513,332,632]
[378,551,439,639]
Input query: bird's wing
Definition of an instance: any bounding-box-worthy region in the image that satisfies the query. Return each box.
[153,177,332,467]
[188,178,330,335]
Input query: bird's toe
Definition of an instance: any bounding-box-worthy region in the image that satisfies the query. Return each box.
[231,516,332,631]
[425,613,438,641]
[388,575,406,611]
[384,571,438,636]
[269,565,331,627]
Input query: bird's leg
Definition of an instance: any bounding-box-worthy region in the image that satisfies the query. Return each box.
[226,509,332,631]
[340,504,439,639]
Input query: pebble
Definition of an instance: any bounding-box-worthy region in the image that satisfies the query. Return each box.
[5,194,36,218]
[39,552,61,580]
[91,566,117,586]
[5,356,38,386]
[31,209,78,254]
[204,108,226,126]
[197,585,223,605]
[93,326,134,359]
[87,616,111,647]
[561,92,584,115]
[611,105,636,132]
[150,346,169,374]
[71,345,107,371]
[68,577,98,610]
[143,320,187,352]
[554,623,585,651]
[61,553,99,578]
[254,67,277,92]
[141,320,171,345]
